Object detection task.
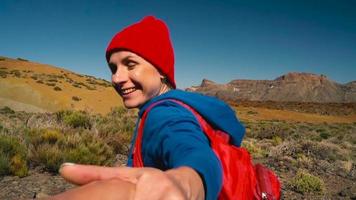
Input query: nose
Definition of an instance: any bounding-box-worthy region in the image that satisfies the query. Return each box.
[112,67,128,86]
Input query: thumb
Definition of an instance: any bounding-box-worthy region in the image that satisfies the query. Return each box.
[59,163,141,185]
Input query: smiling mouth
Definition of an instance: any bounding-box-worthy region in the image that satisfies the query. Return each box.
[120,87,137,95]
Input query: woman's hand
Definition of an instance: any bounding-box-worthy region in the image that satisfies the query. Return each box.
[53,163,205,200]
[49,177,135,200]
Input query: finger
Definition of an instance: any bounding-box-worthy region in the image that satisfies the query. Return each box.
[49,178,136,200]
[59,163,143,185]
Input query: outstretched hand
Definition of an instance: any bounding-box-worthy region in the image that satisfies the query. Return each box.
[48,163,204,200]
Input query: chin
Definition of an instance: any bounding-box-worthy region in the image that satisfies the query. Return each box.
[123,99,145,109]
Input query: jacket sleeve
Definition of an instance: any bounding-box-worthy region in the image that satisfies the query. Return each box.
[142,101,222,200]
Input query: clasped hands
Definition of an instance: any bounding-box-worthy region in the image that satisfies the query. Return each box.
[48,163,205,200]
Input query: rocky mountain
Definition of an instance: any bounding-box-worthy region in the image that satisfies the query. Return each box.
[0,56,122,113]
[187,72,356,103]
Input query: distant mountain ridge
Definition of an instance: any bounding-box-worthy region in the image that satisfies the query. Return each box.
[187,72,356,103]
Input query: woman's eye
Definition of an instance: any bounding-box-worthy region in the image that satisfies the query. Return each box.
[108,64,117,74]
[126,61,137,69]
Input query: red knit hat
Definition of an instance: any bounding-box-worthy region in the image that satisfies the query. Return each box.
[106,16,176,88]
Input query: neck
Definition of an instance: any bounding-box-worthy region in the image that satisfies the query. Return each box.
[158,83,171,96]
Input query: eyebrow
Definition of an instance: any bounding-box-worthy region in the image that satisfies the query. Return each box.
[122,55,137,63]
[109,55,136,65]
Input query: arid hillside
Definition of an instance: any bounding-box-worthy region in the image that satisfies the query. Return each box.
[0,56,122,114]
[187,72,356,103]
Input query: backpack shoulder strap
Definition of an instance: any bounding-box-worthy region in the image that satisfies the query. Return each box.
[133,98,229,167]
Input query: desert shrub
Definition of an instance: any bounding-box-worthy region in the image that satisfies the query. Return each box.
[47,79,58,82]
[272,135,283,146]
[0,58,5,61]
[46,83,56,86]
[271,140,349,162]
[300,141,348,161]
[95,107,133,133]
[247,110,258,115]
[41,129,63,144]
[0,70,8,78]
[319,132,330,140]
[26,129,115,172]
[72,83,81,88]
[26,129,63,146]
[0,106,15,114]
[247,121,291,140]
[10,70,21,77]
[0,135,28,177]
[296,153,313,169]
[97,80,112,87]
[56,110,91,129]
[10,154,28,177]
[0,153,10,176]
[36,80,44,84]
[64,132,115,165]
[95,107,136,154]
[62,111,91,129]
[72,96,81,101]
[85,85,96,90]
[30,75,38,80]
[35,144,64,172]
[289,170,325,194]
[241,139,267,158]
[17,57,28,61]
[316,127,331,140]
[53,86,62,91]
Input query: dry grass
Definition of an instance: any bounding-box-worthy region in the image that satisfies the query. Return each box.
[236,106,356,124]
[0,108,136,175]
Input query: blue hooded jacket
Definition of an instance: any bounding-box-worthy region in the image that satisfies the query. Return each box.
[127,90,245,200]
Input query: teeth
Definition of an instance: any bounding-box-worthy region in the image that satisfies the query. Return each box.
[121,87,136,95]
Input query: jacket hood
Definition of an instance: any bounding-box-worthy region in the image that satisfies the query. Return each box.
[139,90,245,146]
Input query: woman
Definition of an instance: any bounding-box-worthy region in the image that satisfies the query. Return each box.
[52,16,245,200]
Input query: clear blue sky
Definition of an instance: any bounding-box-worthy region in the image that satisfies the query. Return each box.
[1,0,355,89]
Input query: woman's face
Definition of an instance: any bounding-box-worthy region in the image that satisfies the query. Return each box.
[109,51,164,108]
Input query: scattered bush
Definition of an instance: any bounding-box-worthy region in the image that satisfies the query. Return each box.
[0,70,8,78]
[289,170,325,194]
[0,135,28,177]
[247,110,258,115]
[53,86,62,91]
[58,111,91,129]
[36,80,44,84]
[64,132,115,166]
[46,83,56,87]
[319,132,330,140]
[72,96,81,101]
[95,107,136,154]
[0,106,15,114]
[26,129,115,172]
[72,83,81,88]
[272,135,283,146]
[10,154,28,177]
[0,58,5,61]
[47,79,58,82]
[0,153,10,176]
[85,85,96,90]
[242,139,267,158]
[10,70,21,77]
[17,58,28,61]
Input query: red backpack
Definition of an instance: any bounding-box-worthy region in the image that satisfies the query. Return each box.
[133,99,281,200]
